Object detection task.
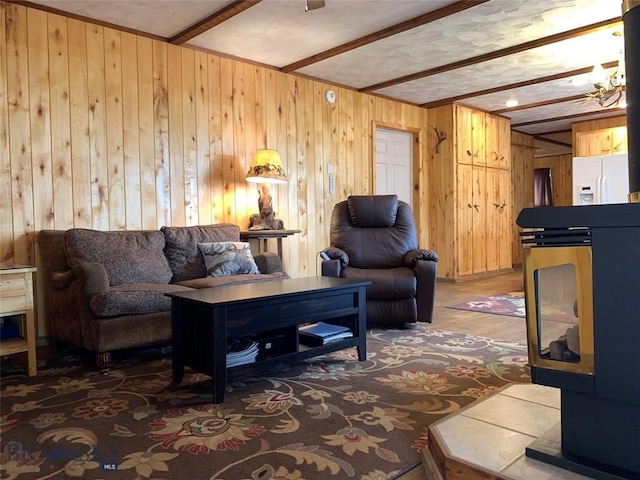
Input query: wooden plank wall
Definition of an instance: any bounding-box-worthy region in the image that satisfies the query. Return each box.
[426,105,455,279]
[1,4,432,333]
[510,131,535,267]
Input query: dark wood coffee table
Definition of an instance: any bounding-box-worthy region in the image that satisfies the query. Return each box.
[167,276,370,403]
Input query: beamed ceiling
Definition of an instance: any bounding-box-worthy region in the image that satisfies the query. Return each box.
[14,0,629,156]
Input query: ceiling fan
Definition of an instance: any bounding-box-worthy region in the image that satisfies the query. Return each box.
[305,0,325,12]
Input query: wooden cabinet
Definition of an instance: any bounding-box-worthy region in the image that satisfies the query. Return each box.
[0,265,37,376]
[457,108,486,166]
[456,164,473,276]
[428,103,513,280]
[486,115,511,169]
[612,127,628,154]
[575,127,628,156]
[486,168,512,271]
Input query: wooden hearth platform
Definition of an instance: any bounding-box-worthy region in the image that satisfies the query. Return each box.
[421,384,590,480]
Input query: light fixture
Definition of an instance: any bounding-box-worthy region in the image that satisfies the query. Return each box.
[245,149,287,230]
[585,31,626,108]
[505,99,519,108]
[586,66,625,107]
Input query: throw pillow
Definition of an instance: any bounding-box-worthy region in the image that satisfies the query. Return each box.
[198,242,260,277]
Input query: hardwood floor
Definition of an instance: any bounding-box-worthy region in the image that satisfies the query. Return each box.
[430,268,527,344]
[397,268,528,480]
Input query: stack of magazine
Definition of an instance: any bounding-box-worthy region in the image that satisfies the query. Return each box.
[226,337,259,367]
[299,322,353,347]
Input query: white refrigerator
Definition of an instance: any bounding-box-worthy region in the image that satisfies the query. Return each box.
[572,153,630,205]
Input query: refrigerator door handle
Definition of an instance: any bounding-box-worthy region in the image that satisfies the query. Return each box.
[597,175,608,204]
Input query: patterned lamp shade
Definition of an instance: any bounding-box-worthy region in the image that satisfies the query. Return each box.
[245,149,288,184]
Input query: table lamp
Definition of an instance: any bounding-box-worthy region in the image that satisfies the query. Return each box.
[245,149,287,230]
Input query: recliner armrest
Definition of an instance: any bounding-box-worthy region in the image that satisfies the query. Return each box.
[321,259,342,277]
[322,246,349,267]
[403,248,439,268]
[320,246,349,278]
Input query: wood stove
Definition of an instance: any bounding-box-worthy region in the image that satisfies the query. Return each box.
[517,203,640,480]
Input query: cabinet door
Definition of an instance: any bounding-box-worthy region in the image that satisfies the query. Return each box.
[485,115,500,168]
[457,105,486,166]
[612,127,628,154]
[497,116,511,169]
[575,130,612,156]
[497,169,512,270]
[471,110,486,166]
[456,106,474,165]
[472,166,486,274]
[485,115,510,169]
[456,164,473,276]
[486,168,501,272]
[486,168,512,272]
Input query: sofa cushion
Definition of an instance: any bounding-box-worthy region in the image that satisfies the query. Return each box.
[65,229,173,286]
[198,242,259,276]
[175,271,289,289]
[89,283,193,318]
[161,224,241,282]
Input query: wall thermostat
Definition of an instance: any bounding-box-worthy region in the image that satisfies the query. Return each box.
[325,89,336,104]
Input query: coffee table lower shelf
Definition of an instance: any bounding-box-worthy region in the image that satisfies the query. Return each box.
[167,277,370,403]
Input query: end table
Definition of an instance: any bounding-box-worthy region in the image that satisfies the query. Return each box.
[0,264,37,376]
[239,229,301,258]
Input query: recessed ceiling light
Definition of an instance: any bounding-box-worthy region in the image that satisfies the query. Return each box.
[505,99,519,108]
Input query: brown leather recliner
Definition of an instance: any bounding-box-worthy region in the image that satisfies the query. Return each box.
[321,195,438,325]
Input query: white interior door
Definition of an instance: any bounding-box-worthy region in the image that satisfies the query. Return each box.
[375,127,413,206]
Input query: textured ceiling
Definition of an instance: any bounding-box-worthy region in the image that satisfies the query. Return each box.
[22,0,629,156]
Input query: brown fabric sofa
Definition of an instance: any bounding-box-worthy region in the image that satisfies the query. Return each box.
[321,195,438,325]
[38,224,289,369]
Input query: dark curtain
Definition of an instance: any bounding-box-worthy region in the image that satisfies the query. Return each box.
[534,168,554,207]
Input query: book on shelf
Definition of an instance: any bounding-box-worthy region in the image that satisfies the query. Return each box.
[226,337,259,367]
[299,322,353,346]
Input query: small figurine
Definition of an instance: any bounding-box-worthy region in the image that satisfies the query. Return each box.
[248,184,285,230]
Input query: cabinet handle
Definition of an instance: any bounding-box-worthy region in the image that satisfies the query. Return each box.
[492,151,499,161]
[501,203,506,209]
[467,203,473,209]
[473,204,480,212]
[493,203,500,208]
[466,150,479,158]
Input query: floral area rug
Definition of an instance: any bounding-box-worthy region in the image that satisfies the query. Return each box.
[447,292,526,318]
[1,325,529,480]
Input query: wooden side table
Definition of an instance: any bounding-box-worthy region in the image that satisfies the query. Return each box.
[240,229,301,258]
[0,264,37,376]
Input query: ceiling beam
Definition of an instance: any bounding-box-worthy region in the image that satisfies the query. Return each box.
[361,18,622,93]
[535,128,573,136]
[280,0,489,73]
[533,136,572,148]
[511,108,627,127]
[491,94,588,114]
[422,61,619,108]
[169,0,263,45]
